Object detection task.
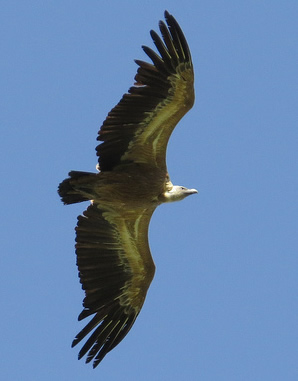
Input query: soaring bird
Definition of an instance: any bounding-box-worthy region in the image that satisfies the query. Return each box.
[58,10,197,368]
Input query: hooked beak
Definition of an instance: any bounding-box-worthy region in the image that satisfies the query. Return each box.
[186,188,198,195]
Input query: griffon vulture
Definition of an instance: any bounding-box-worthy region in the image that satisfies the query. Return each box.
[58,10,197,368]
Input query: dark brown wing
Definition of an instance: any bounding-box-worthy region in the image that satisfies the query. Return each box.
[96,10,194,172]
[73,204,155,368]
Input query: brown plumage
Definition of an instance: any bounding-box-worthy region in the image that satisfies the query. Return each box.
[58,10,197,368]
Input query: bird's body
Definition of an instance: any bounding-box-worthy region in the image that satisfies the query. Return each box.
[58,11,197,367]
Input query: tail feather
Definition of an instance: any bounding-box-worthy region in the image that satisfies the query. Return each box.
[58,171,97,205]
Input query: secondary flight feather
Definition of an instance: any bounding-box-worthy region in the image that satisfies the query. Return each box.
[58,10,197,368]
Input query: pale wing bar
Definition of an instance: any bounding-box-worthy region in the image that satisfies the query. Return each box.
[73,205,141,367]
[96,11,193,171]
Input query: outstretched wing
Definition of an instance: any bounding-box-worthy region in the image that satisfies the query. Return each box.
[97,10,194,172]
[73,204,155,368]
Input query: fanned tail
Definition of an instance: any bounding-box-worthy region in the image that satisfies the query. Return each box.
[58,171,97,205]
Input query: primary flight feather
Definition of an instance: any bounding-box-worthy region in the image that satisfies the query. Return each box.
[58,10,197,368]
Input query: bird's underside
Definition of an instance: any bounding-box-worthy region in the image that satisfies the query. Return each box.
[58,11,196,368]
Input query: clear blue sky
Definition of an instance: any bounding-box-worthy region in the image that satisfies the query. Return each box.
[1,1,298,380]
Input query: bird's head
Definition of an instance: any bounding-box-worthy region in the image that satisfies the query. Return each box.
[162,185,198,203]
